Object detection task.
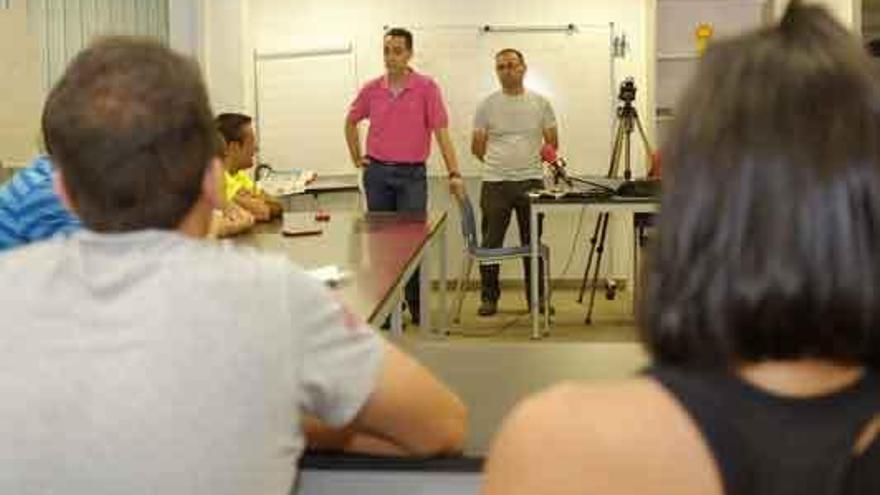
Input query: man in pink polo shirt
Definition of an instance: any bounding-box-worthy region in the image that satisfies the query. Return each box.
[345,27,464,325]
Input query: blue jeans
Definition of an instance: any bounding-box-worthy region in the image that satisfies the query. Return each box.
[362,160,427,318]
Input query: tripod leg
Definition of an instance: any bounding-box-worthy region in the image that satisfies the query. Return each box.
[633,113,655,159]
[608,119,625,179]
[586,212,611,324]
[624,123,632,181]
[577,212,605,303]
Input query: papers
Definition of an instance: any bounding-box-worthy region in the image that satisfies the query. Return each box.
[257,168,318,197]
[307,265,350,287]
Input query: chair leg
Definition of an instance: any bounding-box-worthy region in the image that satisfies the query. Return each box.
[542,252,551,335]
[453,255,474,324]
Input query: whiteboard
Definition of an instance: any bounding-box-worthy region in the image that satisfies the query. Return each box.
[413,26,613,177]
[254,25,613,177]
[254,49,358,175]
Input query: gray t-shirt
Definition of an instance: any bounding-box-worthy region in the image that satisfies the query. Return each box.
[0,229,384,495]
[473,90,557,182]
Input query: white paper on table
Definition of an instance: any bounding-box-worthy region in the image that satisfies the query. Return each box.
[306,265,350,287]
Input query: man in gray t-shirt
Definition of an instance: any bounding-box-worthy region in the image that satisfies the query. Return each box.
[472,48,558,316]
[0,37,466,495]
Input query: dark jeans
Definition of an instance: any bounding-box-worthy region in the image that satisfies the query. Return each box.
[362,160,427,316]
[479,179,545,304]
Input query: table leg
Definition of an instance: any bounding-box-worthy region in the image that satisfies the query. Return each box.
[530,204,541,339]
[438,218,448,334]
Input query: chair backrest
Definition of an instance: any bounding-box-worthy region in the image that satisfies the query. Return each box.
[454,194,479,253]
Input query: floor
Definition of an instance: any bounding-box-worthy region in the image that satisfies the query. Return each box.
[396,287,648,456]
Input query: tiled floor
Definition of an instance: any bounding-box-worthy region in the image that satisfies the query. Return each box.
[441,285,641,342]
[396,287,648,456]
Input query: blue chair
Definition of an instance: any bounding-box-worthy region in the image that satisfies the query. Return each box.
[452,193,551,332]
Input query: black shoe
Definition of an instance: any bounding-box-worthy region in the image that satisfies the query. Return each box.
[478,299,498,316]
[380,316,409,330]
[406,301,421,326]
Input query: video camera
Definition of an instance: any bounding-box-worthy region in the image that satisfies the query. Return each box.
[618,77,637,104]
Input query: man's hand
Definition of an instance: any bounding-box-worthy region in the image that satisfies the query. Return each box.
[353,156,370,168]
[449,176,466,200]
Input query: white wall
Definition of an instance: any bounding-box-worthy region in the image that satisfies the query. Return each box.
[168,0,205,63]
[246,0,650,149]
[0,0,43,167]
[201,0,253,114]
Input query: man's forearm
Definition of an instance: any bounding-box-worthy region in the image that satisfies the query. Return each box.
[435,128,460,174]
[344,121,363,165]
[304,417,411,456]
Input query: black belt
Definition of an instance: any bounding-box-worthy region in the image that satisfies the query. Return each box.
[367,156,425,167]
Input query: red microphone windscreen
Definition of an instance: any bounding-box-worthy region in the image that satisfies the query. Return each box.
[540,143,557,163]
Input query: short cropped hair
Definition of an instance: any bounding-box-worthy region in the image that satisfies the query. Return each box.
[496,48,525,65]
[215,113,253,145]
[42,37,215,232]
[640,2,880,368]
[385,27,413,51]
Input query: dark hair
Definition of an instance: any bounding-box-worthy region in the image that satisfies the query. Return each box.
[385,27,413,51]
[42,36,215,232]
[640,2,880,368]
[214,131,227,159]
[215,112,253,145]
[867,38,880,57]
[496,48,525,65]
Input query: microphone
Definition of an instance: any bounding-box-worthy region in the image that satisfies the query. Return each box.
[540,144,572,186]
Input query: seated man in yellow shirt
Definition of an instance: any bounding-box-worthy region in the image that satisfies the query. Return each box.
[208,132,255,238]
[216,112,283,221]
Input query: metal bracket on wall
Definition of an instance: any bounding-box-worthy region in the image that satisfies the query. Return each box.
[612,34,628,58]
[480,24,577,34]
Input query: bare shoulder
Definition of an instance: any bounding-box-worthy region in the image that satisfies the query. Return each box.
[481,378,722,495]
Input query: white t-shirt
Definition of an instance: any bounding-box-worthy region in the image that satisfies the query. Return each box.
[473,90,557,182]
[0,229,384,495]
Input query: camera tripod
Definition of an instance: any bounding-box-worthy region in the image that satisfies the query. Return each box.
[576,97,654,323]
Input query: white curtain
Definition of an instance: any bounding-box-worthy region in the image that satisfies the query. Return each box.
[27,0,169,91]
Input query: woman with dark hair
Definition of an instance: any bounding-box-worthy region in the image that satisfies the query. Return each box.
[482,3,880,494]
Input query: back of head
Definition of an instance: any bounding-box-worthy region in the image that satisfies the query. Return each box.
[42,37,215,231]
[215,113,252,146]
[642,2,880,367]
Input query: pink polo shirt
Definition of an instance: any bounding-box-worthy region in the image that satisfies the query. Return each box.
[347,70,449,164]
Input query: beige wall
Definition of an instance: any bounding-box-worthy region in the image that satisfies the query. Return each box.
[0,0,42,167]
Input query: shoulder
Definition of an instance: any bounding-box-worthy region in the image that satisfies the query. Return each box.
[479,91,502,105]
[190,239,304,281]
[495,378,676,450]
[2,156,54,197]
[483,378,720,495]
[411,71,442,91]
[526,90,553,107]
[360,75,385,91]
[475,91,502,115]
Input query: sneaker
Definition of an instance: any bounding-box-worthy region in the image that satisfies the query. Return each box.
[478,299,498,316]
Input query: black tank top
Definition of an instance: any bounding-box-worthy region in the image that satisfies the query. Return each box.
[646,366,880,495]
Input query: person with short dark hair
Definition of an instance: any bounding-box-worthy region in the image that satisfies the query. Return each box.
[344,26,464,324]
[483,4,880,494]
[215,112,282,221]
[208,131,255,238]
[0,36,466,495]
[471,48,558,316]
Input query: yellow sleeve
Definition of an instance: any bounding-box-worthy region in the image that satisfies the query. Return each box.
[225,171,252,202]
